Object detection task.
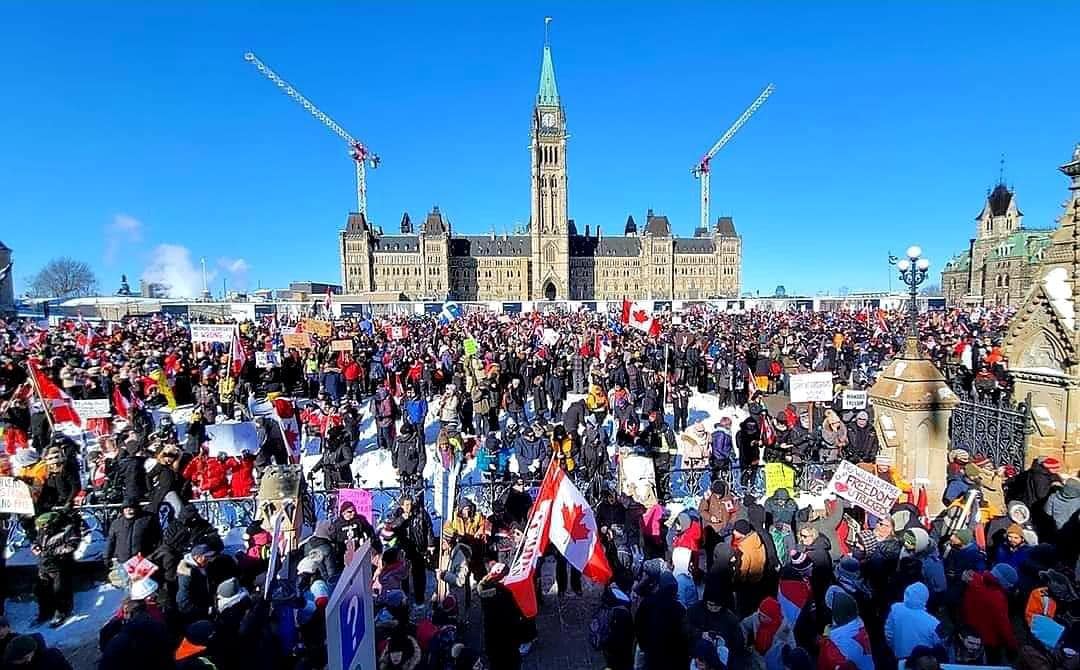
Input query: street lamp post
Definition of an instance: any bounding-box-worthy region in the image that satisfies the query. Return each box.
[896,245,930,354]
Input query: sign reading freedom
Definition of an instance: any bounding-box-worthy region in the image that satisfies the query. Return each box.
[190,324,236,344]
[826,460,901,519]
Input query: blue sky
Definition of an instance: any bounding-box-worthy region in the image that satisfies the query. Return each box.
[1,2,1077,298]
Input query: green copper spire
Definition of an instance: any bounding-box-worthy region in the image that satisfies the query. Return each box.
[537,18,559,106]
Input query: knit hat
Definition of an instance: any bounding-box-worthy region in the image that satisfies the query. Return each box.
[952,528,974,545]
[875,451,894,466]
[829,589,858,626]
[948,449,970,463]
[734,519,753,536]
[991,563,1019,590]
[710,479,728,496]
[972,453,993,469]
[216,577,248,612]
[1006,523,1025,539]
[190,544,216,560]
[1041,569,1080,603]
[310,579,331,608]
[835,556,861,582]
[788,550,812,574]
[3,635,39,664]
[130,578,159,601]
[1042,457,1062,474]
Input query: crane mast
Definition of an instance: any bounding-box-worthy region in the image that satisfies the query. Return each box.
[691,83,774,232]
[244,51,380,216]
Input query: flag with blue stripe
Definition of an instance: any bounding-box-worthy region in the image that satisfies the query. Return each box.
[438,301,462,325]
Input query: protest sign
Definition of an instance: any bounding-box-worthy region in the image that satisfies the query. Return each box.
[789,372,834,403]
[383,326,409,340]
[255,351,281,369]
[463,338,478,357]
[303,319,333,338]
[331,339,354,352]
[0,477,35,515]
[336,488,374,525]
[204,421,261,457]
[72,398,111,419]
[283,332,313,350]
[190,324,236,344]
[541,328,560,346]
[764,462,796,498]
[842,390,869,410]
[826,460,901,518]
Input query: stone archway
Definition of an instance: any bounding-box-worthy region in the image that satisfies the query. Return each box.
[543,280,557,301]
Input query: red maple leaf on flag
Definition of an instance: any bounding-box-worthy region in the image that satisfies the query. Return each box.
[561,503,591,542]
[632,309,649,324]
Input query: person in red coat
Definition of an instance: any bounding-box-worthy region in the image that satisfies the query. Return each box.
[226,452,256,498]
[961,563,1018,663]
[182,449,230,499]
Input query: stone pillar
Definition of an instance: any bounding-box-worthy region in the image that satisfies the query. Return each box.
[868,338,959,514]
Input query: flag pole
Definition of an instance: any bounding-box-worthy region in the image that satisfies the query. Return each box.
[24,361,55,431]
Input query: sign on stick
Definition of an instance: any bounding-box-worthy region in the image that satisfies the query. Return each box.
[826,460,901,519]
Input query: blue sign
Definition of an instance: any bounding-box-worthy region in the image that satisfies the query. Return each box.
[424,302,442,315]
[502,302,522,315]
[339,303,367,316]
[326,542,375,670]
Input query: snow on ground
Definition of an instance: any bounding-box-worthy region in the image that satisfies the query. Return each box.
[5,582,125,651]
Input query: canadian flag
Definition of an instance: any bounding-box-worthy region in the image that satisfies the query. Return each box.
[112,386,132,420]
[504,459,612,617]
[27,360,81,426]
[621,299,661,337]
[231,328,247,376]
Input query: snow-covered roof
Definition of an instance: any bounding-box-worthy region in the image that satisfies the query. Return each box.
[59,296,170,307]
[1042,266,1075,332]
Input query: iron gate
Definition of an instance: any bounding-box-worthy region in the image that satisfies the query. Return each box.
[948,386,1031,470]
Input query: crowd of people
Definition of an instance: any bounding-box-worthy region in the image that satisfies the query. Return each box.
[0,302,1059,670]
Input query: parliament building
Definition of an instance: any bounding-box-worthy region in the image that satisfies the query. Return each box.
[339,38,742,302]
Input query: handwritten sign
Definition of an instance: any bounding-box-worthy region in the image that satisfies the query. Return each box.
[789,372,834,403]
[283,332,313,350]
[303,319,333,338]
[842,390,868,410]
[331,339,354,352]
[190,324,235,344]
[383,326,409,340]
[255,351,281,369]
[764,462,796,498]
[0,477,35,515]
[337,488,374,525]
[72,398,112,419]
[463,338,478,357]
[827,460,901,519]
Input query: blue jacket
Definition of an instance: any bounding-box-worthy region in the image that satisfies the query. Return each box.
[944,542,986,579]
[710,429,734,462]
[403,398,428,427]
[884,582,942,660]
[942,472,974,506]
[992,542,1031,572]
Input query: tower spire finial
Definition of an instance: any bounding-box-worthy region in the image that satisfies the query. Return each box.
[999,152,1006,185]
[544,16,552,46]
[537,18,560,106]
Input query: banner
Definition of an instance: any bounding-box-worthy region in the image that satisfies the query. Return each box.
[0,477,35,515]
[190,324,236,344]
[383,326,409,340]
[72,398,111,419]
[303,319,333,338]
[789,372,834,403]
[283,332,313,350]
[764,462,796,498]
[842,390,869,410]
[331,339,354,352]
[827,460,901,519]
[336,488,374,525]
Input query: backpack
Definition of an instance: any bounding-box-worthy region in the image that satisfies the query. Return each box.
[588,603,626,650]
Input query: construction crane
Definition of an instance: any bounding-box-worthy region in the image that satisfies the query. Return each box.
[691,83,774,232]
[244,51,380,216]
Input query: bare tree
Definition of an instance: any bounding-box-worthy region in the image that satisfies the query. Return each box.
[27,257,99,299]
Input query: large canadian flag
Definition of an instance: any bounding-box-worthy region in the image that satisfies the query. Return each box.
[27,360,81,426]
[621,299,661,337]
[504,459,612,618]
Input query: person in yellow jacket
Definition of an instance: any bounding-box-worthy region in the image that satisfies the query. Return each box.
[443,499,489,579]
[551,424,575,472]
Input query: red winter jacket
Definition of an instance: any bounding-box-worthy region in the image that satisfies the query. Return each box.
[226,456,256,497]
[183,455,230,499]
[343,361,361,382]
[961,572,1017,651]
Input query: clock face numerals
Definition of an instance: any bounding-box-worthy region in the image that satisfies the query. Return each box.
[541,112,556,128]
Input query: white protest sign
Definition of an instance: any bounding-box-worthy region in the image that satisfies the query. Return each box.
[204,421,261,456]
[541,328,560,347]
[789,372,834,403]
[190,324,235,344]
[826,460,901,519]
[255,351,281,369]
[72,398,112,419]
[842,390,869,410]
[0,477,35,515]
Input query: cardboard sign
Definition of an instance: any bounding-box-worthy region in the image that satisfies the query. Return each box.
[190,324,236,344]
[283,332,313,350]
[255,351,281,369]
[842,390,869,410]
[383,326,409,341]
[827,460,901,519]
[0,477,35,515]
[331,339,354,352]
[789,372,834,403]
[764,462,796,498]
[463,338,478,357]
[72,398,112,419]
[303,319,333,338]
[336,488,374,525]
[541,328,560,347]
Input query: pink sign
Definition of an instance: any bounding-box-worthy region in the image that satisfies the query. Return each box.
[336,488,374,524]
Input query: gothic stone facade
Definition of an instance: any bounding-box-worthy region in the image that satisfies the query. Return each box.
[339,40,742,302]
[941,178,1056,308]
